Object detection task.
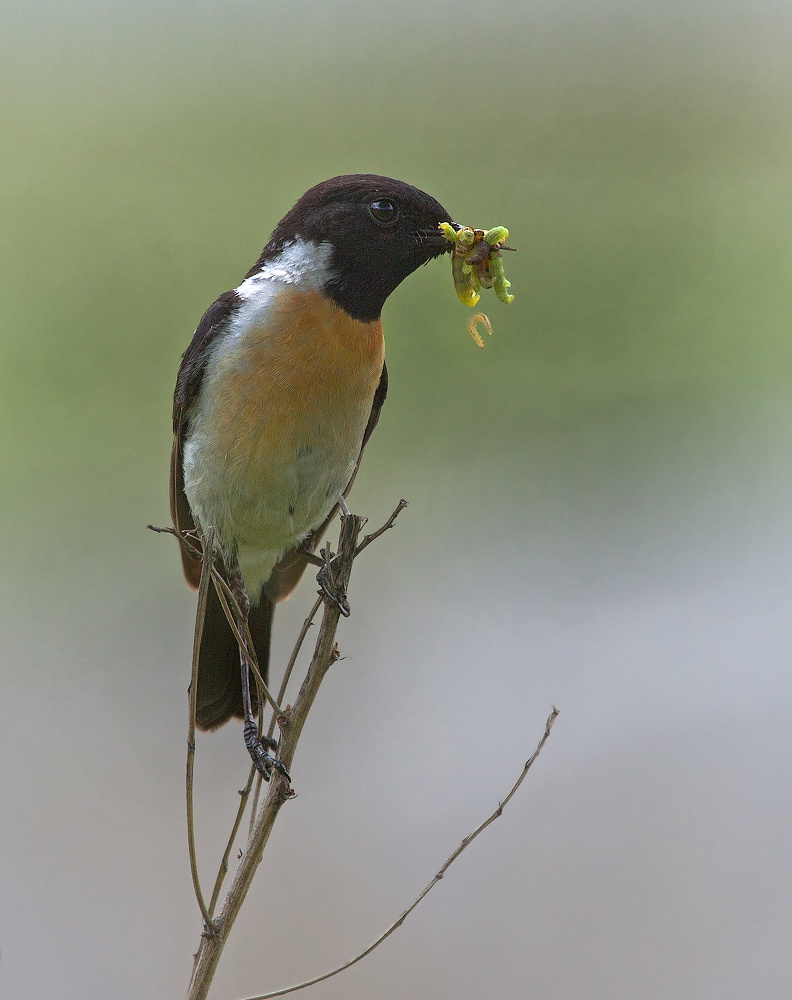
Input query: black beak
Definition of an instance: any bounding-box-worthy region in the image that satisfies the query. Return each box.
[416,220,459,263]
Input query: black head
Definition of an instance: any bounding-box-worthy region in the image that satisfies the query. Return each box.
[247,174,456,322]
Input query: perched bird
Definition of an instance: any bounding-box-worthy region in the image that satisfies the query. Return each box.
[171,174,455,740]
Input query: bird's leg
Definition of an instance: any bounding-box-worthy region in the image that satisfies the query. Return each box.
[224,555,290,783]
[241,653,289,782]
[297,494,350,567]
[315,495,352,617]
[296,539,324,568]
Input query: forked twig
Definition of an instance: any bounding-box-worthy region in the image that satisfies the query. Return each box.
[237,707,559,1000]
[152,504,554,1000]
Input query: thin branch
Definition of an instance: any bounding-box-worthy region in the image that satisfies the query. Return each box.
[183,528,282,919]
[210,570,284,717]
[186,526,215,930]
[247,772,264,840]
[265,595,322,742]
[147,523,203,563]
[186,513,367,1000]
[177,501,550,1000]
[153,520,241,926]
[238,707,559,1000]
[251,594,322,834]
[208,762,257,918]
[354,499,408,556]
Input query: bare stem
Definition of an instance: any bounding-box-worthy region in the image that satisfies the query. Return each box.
[186,513,366,1000]
[176,503,552,1000]
[236,707,559,1000]
[355,499,408,556]
[208,762,256,918]
[210,570,284,717]
[186,526,215,930]
[265,595,322,742]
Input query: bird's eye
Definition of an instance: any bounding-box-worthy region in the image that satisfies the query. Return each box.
[368,199,399,225]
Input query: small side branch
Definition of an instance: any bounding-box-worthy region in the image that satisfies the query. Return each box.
[239,707,560,1000]
[355,499,408,556]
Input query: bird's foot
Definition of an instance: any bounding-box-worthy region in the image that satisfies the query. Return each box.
[316,546,351,617]
[243,719,290,782]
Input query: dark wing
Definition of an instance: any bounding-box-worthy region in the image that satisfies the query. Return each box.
[360,359,389,452]
[263,361,389,602]
[170,290,242,588]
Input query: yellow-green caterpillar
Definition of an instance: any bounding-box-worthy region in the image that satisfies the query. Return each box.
[439,223,515,344]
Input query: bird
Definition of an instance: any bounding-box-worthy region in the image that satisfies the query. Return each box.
[170,174,456,756]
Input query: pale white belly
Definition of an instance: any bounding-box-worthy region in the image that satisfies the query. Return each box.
[183,411,365,597]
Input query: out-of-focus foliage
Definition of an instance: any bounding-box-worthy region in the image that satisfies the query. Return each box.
[3,0,792,576]
[3,3,792,999]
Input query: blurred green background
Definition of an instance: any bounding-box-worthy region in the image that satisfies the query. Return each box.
[3,1,792,998]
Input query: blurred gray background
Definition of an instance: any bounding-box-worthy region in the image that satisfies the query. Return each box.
[2,0,792,997]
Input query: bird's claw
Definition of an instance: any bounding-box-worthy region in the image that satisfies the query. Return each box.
[243,719,290,782]
[316,559,351,617]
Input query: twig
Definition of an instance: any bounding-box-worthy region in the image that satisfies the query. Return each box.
[247,772,264,840]
[186,513,367,1000]
[355,499,408,556]
[208,762,256,917]
[177,501,550,1000]
[147,523,203,563]
[210,570,284,717]
[246,595,323,835]
[237,707,559,1000]
[186,526,215,930]
[265,595,322,743]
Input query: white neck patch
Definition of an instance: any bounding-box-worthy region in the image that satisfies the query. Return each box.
[236,237,335,300]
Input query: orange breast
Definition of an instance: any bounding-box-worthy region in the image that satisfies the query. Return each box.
[187,285,384,566]
[213,286,383,451]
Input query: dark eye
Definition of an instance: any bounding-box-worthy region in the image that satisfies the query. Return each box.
[368,199,399,224]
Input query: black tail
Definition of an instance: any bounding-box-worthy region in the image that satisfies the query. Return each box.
[194,584,274,731]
